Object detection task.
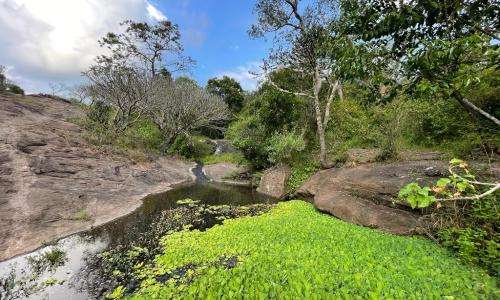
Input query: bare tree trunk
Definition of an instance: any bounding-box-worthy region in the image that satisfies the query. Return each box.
[312,66,330,169]
[452,91,500,127]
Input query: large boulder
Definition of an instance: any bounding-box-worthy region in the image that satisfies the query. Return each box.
[257,165,291,199]
[295,160,454,235]
[203,162,250,186]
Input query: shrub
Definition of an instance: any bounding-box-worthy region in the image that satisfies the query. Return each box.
[169,135,214,159]
[86,101,112,127]
[201,152,247,166]
[7,84,24,95]
[398,159,499,275]
[287,160,319,195]
[266,130,305,164]
[227,115,269,169]
[115,119,164,153]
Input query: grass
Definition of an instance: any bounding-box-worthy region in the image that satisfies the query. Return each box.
[128,201,497,299]
[201,152,248,166]
[74,208,91,221]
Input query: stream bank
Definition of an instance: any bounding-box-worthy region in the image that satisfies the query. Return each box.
[0,94,195,261]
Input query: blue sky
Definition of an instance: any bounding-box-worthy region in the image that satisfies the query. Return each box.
[154,0,270,89]
[0,0,269,93]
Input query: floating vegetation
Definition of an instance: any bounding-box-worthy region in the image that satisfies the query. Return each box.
[129,201,497,299]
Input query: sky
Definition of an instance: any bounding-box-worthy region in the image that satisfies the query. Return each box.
[0,0,271,93]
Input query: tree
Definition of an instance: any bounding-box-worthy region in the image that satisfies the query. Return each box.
[83,19,194,134]
[0,65,5,92]
[149,80,230,146]
[97,20,194,77]
[83,64,154,133]
[250,0,344,168]
[341,0,500,126]
[207,76,245,113]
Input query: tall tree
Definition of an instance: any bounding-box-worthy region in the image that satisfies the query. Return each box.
[207,76,245,113]
[250,0,344,168]
[97,20,194,77]
[150,80,230,145]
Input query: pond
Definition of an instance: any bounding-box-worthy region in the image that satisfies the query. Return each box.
[0,182,277,300]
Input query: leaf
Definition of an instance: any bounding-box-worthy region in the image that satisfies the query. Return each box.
[449,158,464,167]
[436,178,451,188]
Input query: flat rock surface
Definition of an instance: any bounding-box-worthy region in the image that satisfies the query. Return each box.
[0,94,193,260]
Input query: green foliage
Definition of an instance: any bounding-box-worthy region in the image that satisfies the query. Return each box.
[130,201,496,299]
[200,152,247,166]
[398,183,435,209]
[169,135,214,159]
[266,130,305,164]
[0,65,5,91]
[7,84,25,95]
[398,159,499,274]
[287,160,320,195]
[115,119,164,153]
[228,79,307,169]
[207,76,244,113]
[26,248,67,275]
[227,114,269,169]
[87,101,112,128]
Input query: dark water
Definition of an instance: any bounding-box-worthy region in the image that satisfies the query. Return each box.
[0,182,276,300]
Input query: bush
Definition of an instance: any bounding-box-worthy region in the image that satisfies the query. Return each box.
[86,101,112,127]
[7,84,24,95]
[201,152,247,166]
[115,119,164,153]
[266,130,305,164]
[169,135,214,159]
[287,159,319,195]
[227,115,270,169]
[438,195,499,276]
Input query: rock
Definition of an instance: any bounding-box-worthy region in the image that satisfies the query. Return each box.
[257,165,290,199]
[0,94,194,260]
[295,161,455,235]
[203,162,249,185]
[347,148,380,164]
[209,140,236,155]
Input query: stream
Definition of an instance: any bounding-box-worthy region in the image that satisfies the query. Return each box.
[0,164,276,300]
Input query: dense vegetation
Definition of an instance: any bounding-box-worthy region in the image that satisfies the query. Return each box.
[1,0,498,298]
[126,201,496,299]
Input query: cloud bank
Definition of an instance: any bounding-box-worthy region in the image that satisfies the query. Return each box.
[0,0,167,93]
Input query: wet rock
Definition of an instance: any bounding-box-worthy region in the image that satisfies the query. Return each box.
[257,165,290,199]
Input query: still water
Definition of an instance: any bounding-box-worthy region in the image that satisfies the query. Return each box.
[0,182,276,300]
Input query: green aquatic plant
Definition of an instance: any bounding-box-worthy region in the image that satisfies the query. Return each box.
[130,201,497,299]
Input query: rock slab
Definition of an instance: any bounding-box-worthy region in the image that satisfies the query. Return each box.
[295,161,454,235]
[0,94,193,260]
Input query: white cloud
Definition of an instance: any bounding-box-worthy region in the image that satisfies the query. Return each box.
[146,1,167,21]
[217,62,262,91]
[0,0,167,92]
